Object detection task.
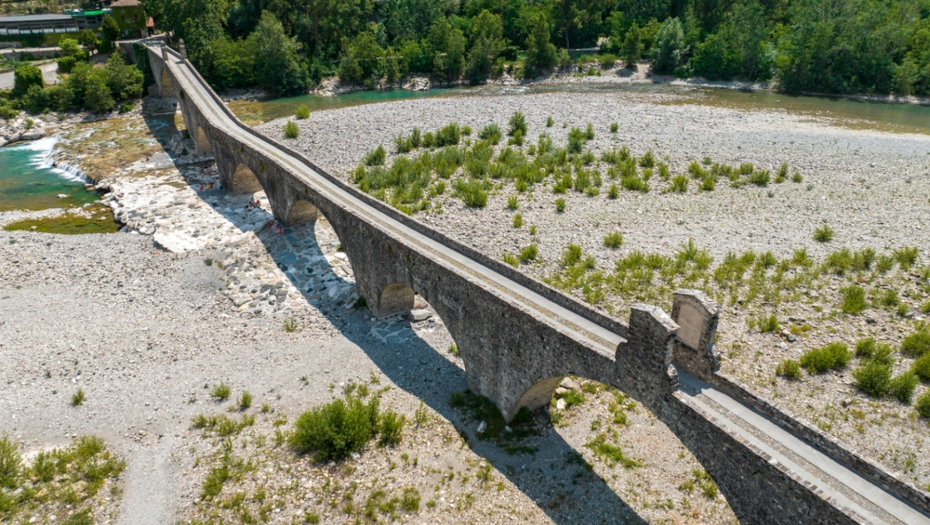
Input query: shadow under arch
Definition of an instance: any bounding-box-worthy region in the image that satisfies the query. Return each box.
[230,163,263,195]
[160,68,175,97]
[376,282,415,318]
[195,126,212,154]
[285,199,319,226]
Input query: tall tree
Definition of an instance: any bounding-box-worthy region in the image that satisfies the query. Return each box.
[465,10,506,81]
[249,11,309,96]
[524,15,557,77]
[549,0,611,49]
[621,22,643,68]
[296,0,374,61]
[652,16,686,73]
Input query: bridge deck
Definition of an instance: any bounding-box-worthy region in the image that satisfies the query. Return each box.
[161,49,930,524]
[678,370,930,525]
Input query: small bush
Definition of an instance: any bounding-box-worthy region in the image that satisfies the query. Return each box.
[508,112,527,136]
[853,362,891,397]
[71,388,85,406]
[917,390,930,418]
[295,104,310,119]
[792,172,803,183]
[289,396,381,461]
[607,183,619,199]
[610,122,618,133]
[667,175,689,193]
[913,354,930,381]
[0,434,19,489]
[638,151,655,168]
[211,382,231,401]
[555,198,566,212]
[757,314,779,332]
[512,213,523,228]
[776,359,802,380]
[479,124,502,145]
[283,120,300,139]
[365,144,386,166]
[893,247,919,270]
[501,253,519,267]
[855,338,877,358]
[378,409,406,447]
[604,232,623,248]
[506,195,518,210]
[889,372,918,403]
[813,224,834,243]
[546,116,554,127]
[519,244,539,262]
[800,343,851,374]
[401,487,421,512]
[901,330,930,357]
[840,285,867,314]
[238,391,253,411]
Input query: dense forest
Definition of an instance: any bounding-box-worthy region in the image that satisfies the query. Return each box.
[138,0,928,97]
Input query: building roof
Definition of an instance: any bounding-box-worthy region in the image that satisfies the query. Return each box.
[110,0,142,6]
[0,13,73,25]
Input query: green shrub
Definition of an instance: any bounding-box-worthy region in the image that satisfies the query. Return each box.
[699,175,716,192]
[775,359,802,380]
[501,253,519,267]
[901,330,930,357]
[813,224,834,243]
[519,244,538,262]
[610,122,618,133]
[508,112,527,136]
[604,232,623,248]
[13,64,43,96]
[479,124,501,145]
[71,388,85,406]
[0,434,18,489]
[561,244,583,266]
[378,409,405,447]
[757,314,779,332]
[118,101,133,114]
[237,391,253,411]
[546,116,554,127]
[555,198,566,212]
[666,175,688,193]
[638,151,655,168]
[800,343,851,374]
[853,361,891,397]
[283,120,299,139]
[913,354,930,382]
[607,183,619,199]
[889,372,918,403]
[855,338,876,358]
[917,390,930,418]
[840,285,867,314]
[435,123,461,147]
[289,396,381,460]
[893,247,919,270]
[749,170,770,186]
[792,172,803,183]
[364,144,385,166]
[776,162,788,182]
[295,104,310,119]
[584,123,595,140]
[512,213,523,228]
[211,382,231,401]
[454,180,487,208]
[506,194,519,210]
[57,55,78,74]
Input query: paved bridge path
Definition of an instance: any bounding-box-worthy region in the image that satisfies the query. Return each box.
[150,45,930,524]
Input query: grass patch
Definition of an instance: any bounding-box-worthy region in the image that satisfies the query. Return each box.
[776,359,802,380]
[283,317,298,332]
[901,329,930,357]
[512,213,523,228]
[237,391,252,411]
[584,434,641,468]
[813,224,835,243]
[2,209,121,235]
[211,382,231,402]
[519,244,538,263]
[603,232,623,248]
[917,390,930,418]
[555,198,566,212]
[71,388,85,407]
[295,104,310,119]
[665,175,689,193]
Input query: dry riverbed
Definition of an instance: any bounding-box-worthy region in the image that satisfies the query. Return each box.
[2,87,930,524]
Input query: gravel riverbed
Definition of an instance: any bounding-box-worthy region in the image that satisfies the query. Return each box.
[2,87,930,523]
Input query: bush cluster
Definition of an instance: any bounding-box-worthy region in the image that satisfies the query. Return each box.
[13,53,143,114]
[800,342,851,374]
[289,395,405,461]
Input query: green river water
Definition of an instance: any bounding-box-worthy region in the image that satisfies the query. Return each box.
[3,83,930,215]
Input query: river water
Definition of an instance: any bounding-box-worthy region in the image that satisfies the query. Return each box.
[3,83,930,214]
[0,137,98,212]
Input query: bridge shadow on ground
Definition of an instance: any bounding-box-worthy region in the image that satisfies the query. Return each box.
[145,115,649,525]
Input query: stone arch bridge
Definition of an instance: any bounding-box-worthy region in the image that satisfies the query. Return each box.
[147,44,930,525]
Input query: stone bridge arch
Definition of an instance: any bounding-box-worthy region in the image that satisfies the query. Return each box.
[285,199,319,226]
[230,164,263,195]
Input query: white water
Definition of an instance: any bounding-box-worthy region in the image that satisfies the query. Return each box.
[8,136,90,184]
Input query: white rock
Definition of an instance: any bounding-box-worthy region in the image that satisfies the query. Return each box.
[476,421,487,434]
[409,309,432,322]
[556,398,566,410]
